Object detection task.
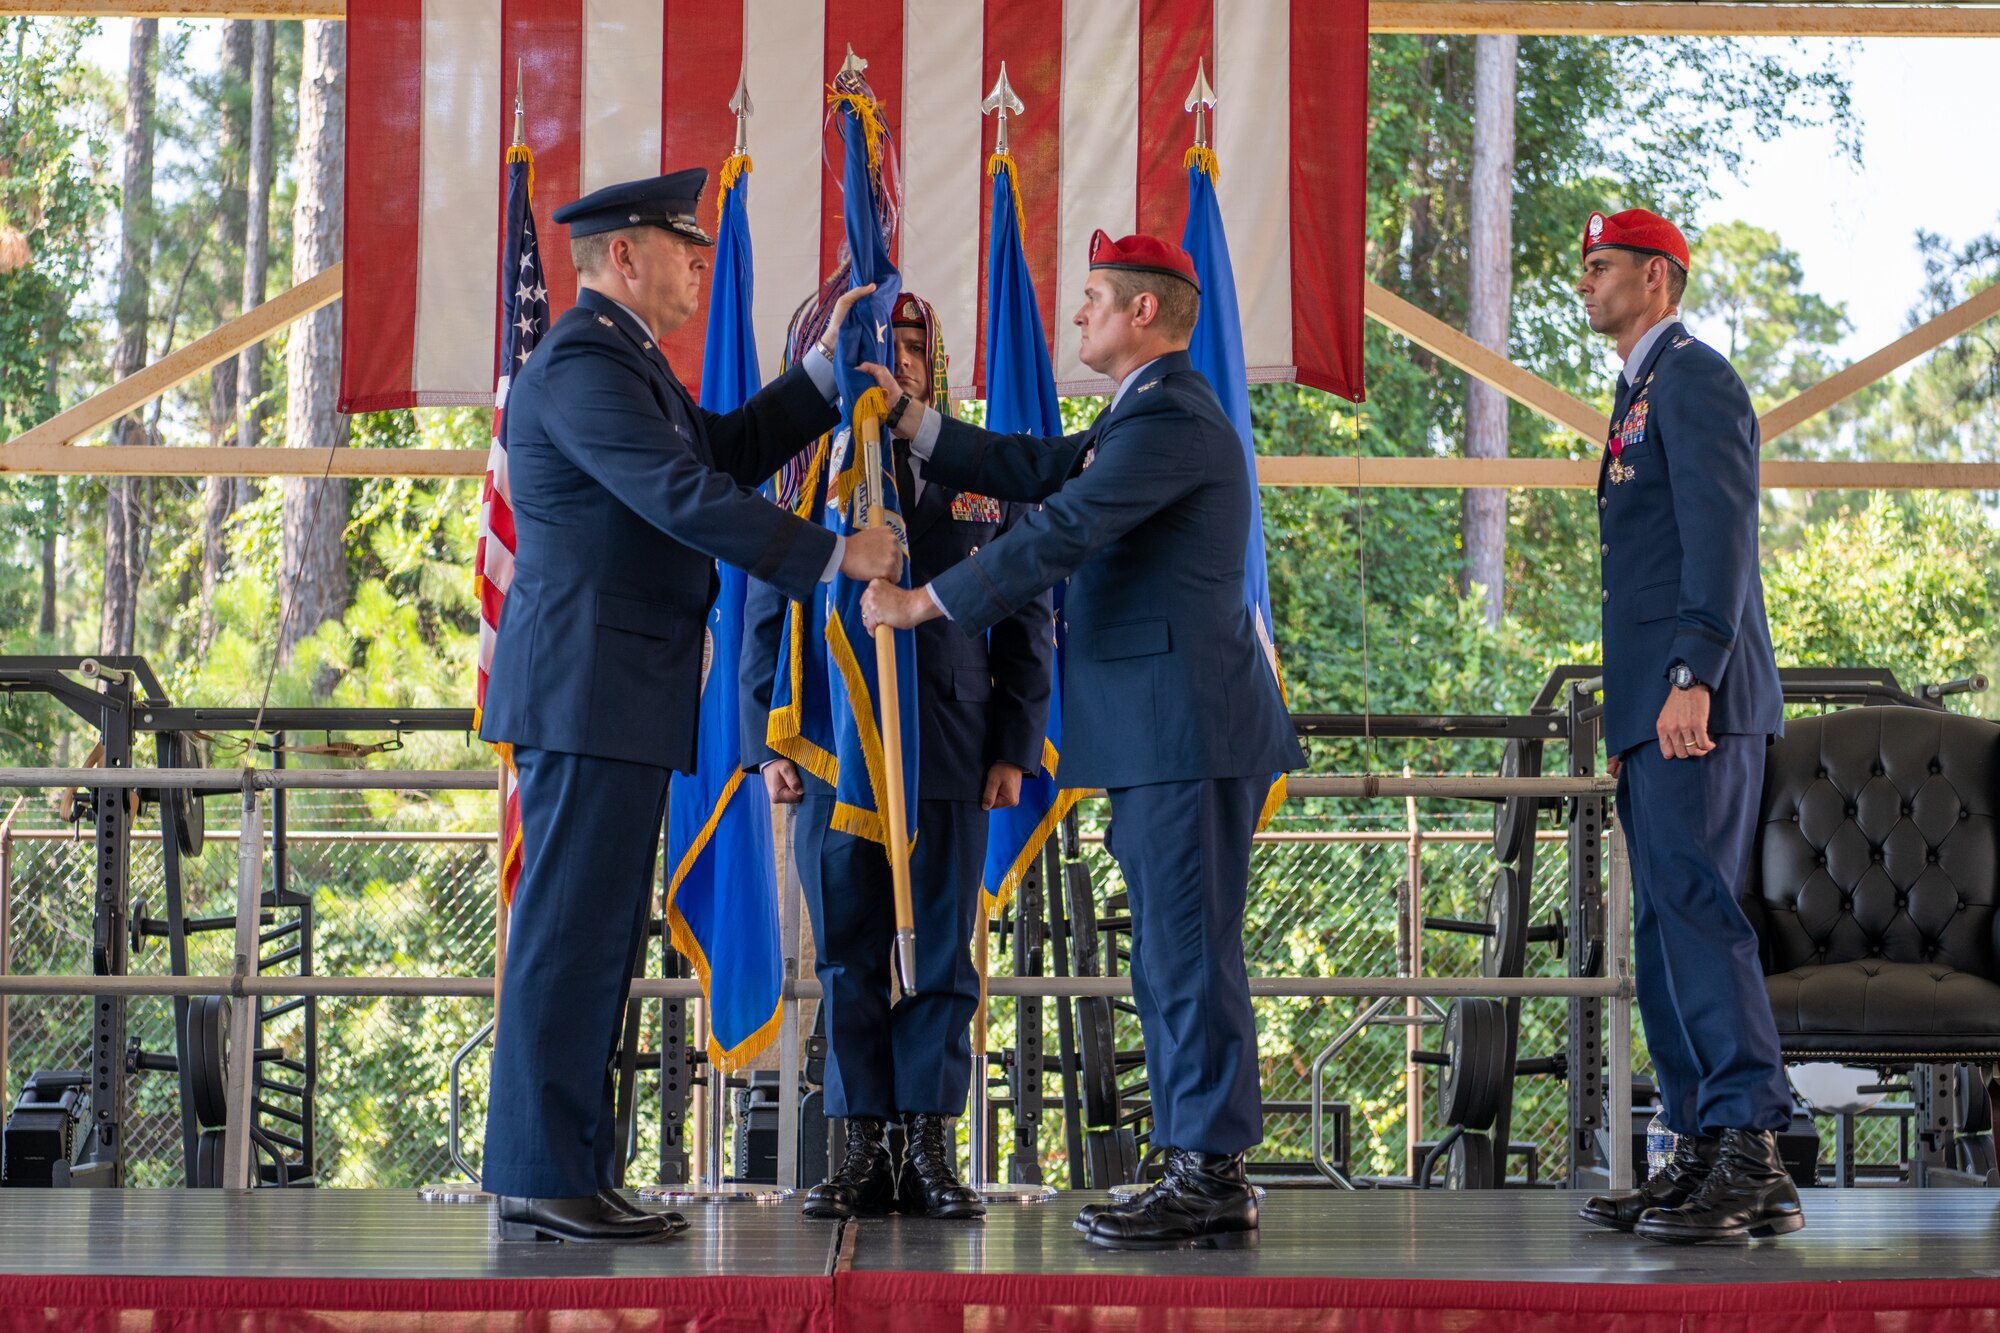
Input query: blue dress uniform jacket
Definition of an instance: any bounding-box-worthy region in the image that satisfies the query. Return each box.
[920,350,1304,788]
[481,287,840,773]
[737,450,1053,1119]
[917,350,1300,1156]
[1600,321,1792,1137]
[1598,322,1783,757]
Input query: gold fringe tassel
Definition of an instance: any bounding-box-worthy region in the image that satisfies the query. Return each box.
[826,88,888,175]
[987,153,1030,242]
[1184,144,1219,182]
[506,142,535,201]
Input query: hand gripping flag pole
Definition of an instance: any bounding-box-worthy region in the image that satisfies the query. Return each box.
[854,383,920,995]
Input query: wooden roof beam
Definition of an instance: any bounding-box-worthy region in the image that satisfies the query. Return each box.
[6,266,342,450]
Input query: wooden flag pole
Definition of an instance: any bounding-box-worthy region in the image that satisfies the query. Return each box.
[856,388,919,993]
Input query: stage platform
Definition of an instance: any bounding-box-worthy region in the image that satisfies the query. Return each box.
[1,1188,1997,1330]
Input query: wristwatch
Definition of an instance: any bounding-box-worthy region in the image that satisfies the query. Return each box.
[1668,662,1699,691]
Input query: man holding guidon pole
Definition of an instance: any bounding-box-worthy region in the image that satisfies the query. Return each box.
[860,230,1305,1251]
[746,290,1052,1222]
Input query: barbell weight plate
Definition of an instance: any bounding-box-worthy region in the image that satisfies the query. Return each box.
[1439,997,1508,1132]
[1491,738,1543,864]
[194,1127,226,1188]
[1077,997,1121,1129]
[187,993,232,1129]
[1482,866,1529,979]
[1959,1064,1994,1137]
[1447,1131,1499,1190]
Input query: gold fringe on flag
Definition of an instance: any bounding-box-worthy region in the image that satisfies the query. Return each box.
[718,151,752,202]
[1184,144,1219,182]
[987,152,1029,242]
[506,142,535,199]
[826,87,888,175]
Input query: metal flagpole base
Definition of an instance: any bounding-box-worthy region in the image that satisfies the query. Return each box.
[1108,1182,1267,1202]
[417,1181,492,1203]
[639,1183,797,1204]
[975,1182,1056,1203]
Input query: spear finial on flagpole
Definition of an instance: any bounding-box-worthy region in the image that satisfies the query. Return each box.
[729,52,753,156]
[981,62,1024,156]
[511,60,526,149]
[1184,57,1216,149]
[839,43,868,79]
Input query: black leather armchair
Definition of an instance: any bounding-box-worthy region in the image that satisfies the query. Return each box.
[1749,704,2000,1061]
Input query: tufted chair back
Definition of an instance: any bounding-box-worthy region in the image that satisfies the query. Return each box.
[1748,705,2000,1061]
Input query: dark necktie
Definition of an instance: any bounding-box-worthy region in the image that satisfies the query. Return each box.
[893,436,917,512]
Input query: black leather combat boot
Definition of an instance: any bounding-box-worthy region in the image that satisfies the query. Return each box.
[1081,1148,1258,1251]
[1578,1133,1720,1233]
[801,1116,899,1220]
[1634,1128,1805,1244]
[897,1114,985,1220]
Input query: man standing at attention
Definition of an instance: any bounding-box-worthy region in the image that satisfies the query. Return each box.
[480,170,899,1244]
[859,231,1303,1252]
[1572,208,1803,1245]
[744,291,1053,1223]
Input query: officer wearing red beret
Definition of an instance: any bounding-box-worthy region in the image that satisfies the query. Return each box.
[1573,209,1802,1244]
[856,230,1305,1251]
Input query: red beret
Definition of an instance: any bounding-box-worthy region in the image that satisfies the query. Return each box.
[1088,229,1200,294]
[1583,209,1689,272]
[892,292,929,329]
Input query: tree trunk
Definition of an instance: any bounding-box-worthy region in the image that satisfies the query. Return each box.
[278,19,349,679]
[101,18,157,656]
[38,338,60,639]
[1458,34,1517,626]
[238,20,273,470]
[201,20,254,650]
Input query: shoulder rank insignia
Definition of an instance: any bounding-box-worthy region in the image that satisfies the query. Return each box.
[951,492,1003,523]
[1671,336,1694,350]
[1135,379,1158,393]
[596,315,614,327]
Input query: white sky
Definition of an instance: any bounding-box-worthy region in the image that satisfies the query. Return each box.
[1693,37,1995,360]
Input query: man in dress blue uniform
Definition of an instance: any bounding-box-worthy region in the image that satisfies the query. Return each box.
[743,292,1053,1222]
[478,169,901,1244]
[1571,209,1803,1245]
[859,232,1304,1251]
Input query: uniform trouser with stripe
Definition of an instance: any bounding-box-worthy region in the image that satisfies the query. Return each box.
[1104,775,1265,1156]
[483,746,666,1198]
[1617,734,1793,1137]
[798,793,986,1120]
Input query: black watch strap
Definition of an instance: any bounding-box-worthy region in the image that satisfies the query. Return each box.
[885,392,913,431]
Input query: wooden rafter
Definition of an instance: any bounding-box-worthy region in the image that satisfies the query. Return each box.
[4,441,1996,492]
[6,266,342,450]
[1761,280,2000,442]
[5,1,2000,36]
[1364,283,1611,441]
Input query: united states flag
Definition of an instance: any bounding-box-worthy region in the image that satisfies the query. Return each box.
[339,0,1366,413]
[475,143,547,907]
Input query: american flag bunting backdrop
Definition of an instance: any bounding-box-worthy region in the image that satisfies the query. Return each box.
[340,0,1366,413]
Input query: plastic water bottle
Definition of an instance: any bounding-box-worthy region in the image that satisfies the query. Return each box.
[1646,1111,1677,1177]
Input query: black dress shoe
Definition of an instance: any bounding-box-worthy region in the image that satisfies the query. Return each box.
[897,1114,985,1220]
[1083,1149,1258,1251]
[1579,1133,1719,1232]
[598,1188,689,1233]
[496,1195,671,1243]
[1634,1128,1805,1244]
[801,1117,898,1220]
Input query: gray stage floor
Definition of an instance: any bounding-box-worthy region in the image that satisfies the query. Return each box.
[0,1188,1996,1284]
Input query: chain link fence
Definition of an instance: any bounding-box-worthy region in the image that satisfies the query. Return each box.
[0,792,1904,1189]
